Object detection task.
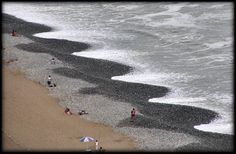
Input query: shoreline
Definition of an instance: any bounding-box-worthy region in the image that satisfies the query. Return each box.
[2,13,233,151]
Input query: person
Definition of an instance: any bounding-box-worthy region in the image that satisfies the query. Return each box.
[78,110,88,115]
[47,75,56,87]
[95,140,99,151]
[51,58,55,64]
[47,75,52,87]
[64,107,72,115]
[99,146,104,152]
[130,108,136,122]
[11,29,16,36]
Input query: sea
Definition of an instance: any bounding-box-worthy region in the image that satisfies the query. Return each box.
[3,2,233,135]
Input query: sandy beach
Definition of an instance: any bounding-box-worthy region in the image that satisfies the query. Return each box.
[3,55,136,151]
[2,14,233,152]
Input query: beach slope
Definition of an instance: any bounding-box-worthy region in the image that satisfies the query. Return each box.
[2,65,136,151]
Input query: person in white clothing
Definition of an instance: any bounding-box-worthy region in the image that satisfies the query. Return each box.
[95,140,99,150]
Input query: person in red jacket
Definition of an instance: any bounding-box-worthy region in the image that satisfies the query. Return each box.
[11,29,16,36]
[131,108,136,122]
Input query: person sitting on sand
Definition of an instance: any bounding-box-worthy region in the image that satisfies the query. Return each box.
[99,146,105,152]
[65,107,72,115]
[130,108,136,122]
[47,75,52,87]
[51,58,56,64]
[78,110,88,115]
[47,75,56,87]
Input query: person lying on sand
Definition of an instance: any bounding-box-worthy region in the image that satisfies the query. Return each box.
[78,110,88,115]
[5,58,18,64]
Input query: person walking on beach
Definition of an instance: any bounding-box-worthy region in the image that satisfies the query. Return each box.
[130,108,136,122]
[11,29,16,36]
[95,140,99,151]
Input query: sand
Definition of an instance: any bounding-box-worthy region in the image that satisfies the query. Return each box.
[2,61,136,151]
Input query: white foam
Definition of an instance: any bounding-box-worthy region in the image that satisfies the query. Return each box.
[194,123,233,135]
[149,92,233,135]
[72,48,150,69]
[111,71,173,87]
[111,69,197,88]
[149,97,206,104]
[194,116,233,135]
[204,40,232,49]
[34,30,107,44]
[4,3,135,45]
[3,3,60,27]
[73,49,127,60]
[148,86,207,106]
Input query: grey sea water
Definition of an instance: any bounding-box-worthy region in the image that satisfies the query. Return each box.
[3,2,233,134]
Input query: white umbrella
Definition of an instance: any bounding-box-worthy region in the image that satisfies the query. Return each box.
[80,136,95,142]
[80,136,95,150]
